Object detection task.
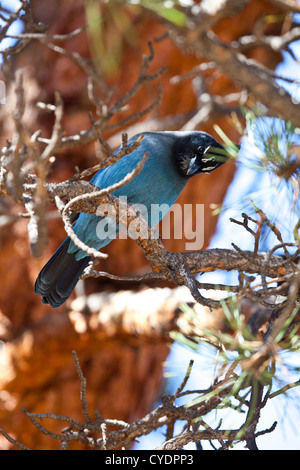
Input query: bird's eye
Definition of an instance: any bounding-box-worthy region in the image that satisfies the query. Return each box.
[197,145,210,156]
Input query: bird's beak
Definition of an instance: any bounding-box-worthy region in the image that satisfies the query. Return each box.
[186,155,200,176]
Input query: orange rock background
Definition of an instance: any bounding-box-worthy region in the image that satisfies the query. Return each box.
[0,0,284,449]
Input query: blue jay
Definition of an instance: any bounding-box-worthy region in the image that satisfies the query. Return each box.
[35,131,226,308]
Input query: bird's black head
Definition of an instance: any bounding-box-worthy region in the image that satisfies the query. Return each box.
[168,131,227,178]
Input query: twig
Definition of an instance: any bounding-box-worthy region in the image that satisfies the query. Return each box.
[0,428,30,450]
[174,360,194,398]
[244,380,265,450]
[69,133,144,181]
[6,25,87,43]
[72,351,92,425]
[55,195,108,260]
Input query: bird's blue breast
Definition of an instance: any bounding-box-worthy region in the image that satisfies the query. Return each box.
[68,133,188,260]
